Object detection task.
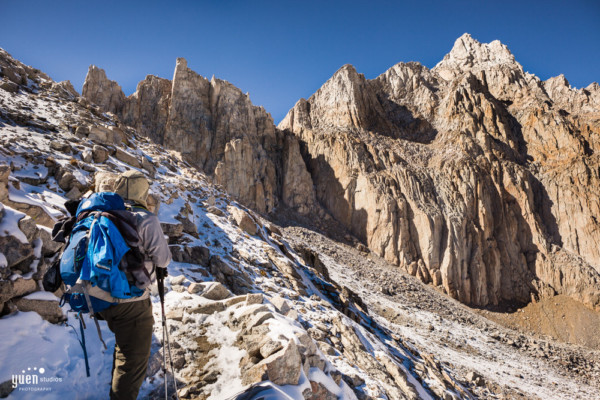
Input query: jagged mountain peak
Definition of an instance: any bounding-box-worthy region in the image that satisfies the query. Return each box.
[314,63,365,95]
[447,33,515,65]
[83,65,122,91]
[434,33,519,80]
[335,63,360,76]
[385,60,430,74]
[371,61,438,96]
[172,56,209,85]
[588,81,600,91]
[279,29,600,316]
[82,64,125,115]
[86,64,105,74]
[289,62,394,134]
[543,72,600,113]
[545,73,570,88]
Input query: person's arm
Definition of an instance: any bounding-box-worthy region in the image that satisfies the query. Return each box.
[138,213,172,269]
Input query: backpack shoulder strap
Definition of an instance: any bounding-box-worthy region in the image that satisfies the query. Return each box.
[102,210,140,246]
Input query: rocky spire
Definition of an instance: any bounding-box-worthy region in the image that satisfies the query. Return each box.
[82,65,125,115]
[120,74,172,145]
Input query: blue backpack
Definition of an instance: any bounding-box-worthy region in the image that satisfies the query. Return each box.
[59,192,145,314]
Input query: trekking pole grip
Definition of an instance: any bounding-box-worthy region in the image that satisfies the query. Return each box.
[156,267,168,280]
[156,267,167,302]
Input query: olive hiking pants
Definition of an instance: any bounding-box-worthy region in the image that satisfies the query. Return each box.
[99,298,154,400]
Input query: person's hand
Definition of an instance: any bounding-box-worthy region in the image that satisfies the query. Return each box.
[156,267,168,280]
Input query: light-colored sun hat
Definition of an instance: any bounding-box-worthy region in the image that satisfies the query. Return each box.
[114,170,149,208]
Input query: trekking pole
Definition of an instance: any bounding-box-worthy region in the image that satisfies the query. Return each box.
[156,268,180,400]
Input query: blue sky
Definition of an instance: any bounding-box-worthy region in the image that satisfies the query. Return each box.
[2,0,599,123]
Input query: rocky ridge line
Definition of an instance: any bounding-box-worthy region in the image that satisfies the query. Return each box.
[81,58,317,216]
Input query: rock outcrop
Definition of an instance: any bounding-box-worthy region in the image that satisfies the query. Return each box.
[81,65,125,115]
[121,74,172,145]
[280,33,600,310]
[0,49,51,90]
[543,75,600,114]
[82,59,316,215]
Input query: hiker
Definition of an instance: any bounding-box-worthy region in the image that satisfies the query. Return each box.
[98,170,171,400]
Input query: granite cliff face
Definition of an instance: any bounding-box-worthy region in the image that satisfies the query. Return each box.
[82,59,315,215]
[280,33,600,310]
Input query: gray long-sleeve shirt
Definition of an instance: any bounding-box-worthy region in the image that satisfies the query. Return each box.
[132,206,171,272]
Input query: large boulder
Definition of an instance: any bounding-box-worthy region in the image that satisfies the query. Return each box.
[188,301,225,315]
[89,125,116,145]
[37,226,62,256]
[0,166,55,228]
[92,145,110,163]
[114,148,141,168]
[141,156,156,176]
[55,167,85,193]
[0,278,37,305]
[160,222,183,239]
[0,236,33,276]
[17,215,37,242]
[242,339,302,386]
[200,282,232,301]
[0,79,19,93]
[169,245,210,266]
[306,381,338,400]
[270,295,291,315]
[227,206,257,236]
